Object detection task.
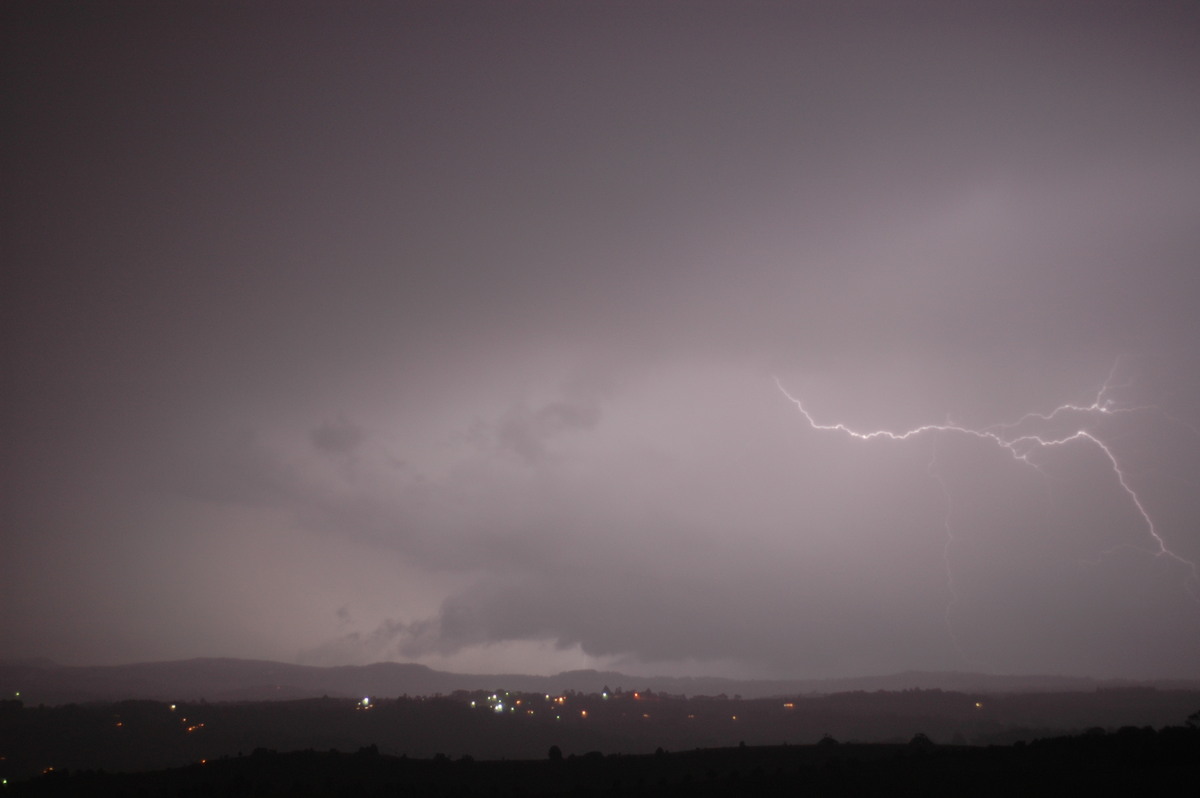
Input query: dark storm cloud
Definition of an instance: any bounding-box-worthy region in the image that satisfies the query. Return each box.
[4,1,1200,678]
[300,618,411,668]
[310,417,365,456]
[483,400,602,464]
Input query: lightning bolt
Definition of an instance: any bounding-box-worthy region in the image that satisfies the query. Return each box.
[774,368,1200,662]
[926,441,986,669]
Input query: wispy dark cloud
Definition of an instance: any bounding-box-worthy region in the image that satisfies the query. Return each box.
[310,417,365,456]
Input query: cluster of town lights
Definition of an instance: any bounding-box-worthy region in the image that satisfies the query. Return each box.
[4,692,1004,784]
[468,692,576,719]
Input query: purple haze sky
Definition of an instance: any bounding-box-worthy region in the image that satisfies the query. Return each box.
[4,1,1200,680]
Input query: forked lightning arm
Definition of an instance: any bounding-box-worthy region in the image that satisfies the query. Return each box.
[773,373,1200,605]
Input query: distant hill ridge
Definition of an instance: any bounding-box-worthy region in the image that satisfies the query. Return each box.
[2,657,1195,705]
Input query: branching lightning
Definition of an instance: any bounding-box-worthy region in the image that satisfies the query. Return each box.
[774,367,1200,662]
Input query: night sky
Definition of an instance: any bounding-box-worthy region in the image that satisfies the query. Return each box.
[5,1,1200,680]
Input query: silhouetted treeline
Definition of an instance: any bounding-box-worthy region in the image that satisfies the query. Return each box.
[2,689,1198,790]
[7,728,1200,797]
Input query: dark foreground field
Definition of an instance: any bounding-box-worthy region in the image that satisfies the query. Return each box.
[9,728,1199,797]
[3,688,1198,796]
